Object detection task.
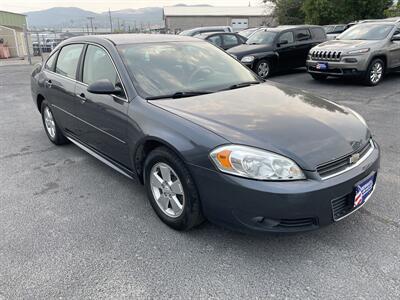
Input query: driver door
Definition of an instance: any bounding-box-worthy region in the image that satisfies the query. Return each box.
[388,28,400,68]
[74,44,130,167]
[275,31,295,70]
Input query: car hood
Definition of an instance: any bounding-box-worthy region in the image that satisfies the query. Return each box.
[313,39,381,51]
[150,83,370,170]
[227,44,273,58]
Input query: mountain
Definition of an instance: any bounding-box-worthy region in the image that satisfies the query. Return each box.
[25,7,164,29]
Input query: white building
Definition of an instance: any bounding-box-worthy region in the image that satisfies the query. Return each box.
[163,5,276,33]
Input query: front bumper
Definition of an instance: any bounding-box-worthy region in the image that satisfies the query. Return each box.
[189,142,380,233]
[306,56,369,77]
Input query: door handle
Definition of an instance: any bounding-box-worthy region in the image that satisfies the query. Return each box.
[76,93,87,103]
[45,80,52,88]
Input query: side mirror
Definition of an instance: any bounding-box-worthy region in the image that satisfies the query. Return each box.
[278,40,289,47]
[87,79,121,95]
[391,34,400,42]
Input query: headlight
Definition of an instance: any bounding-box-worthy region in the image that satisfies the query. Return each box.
[210,145,305,181]
[347,48,370,55]
[241,56,255,63]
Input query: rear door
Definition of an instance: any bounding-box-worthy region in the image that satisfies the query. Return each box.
[294,28,313,67]
[74,44,130,166]
[275,31,296,69]
[45,43,84,135]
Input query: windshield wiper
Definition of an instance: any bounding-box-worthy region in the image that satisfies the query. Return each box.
[223,81,261,91]
[146,91,213,100]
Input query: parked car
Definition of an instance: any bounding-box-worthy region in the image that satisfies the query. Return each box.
[196,32,247,50]
[227,25,327,78]
[179,26,233,36]
[307,22,400,86]
[238,27,260,38]
[31,34,380,233]
[324,24,347,40]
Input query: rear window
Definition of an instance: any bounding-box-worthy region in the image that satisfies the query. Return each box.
[310,28,326,40]
[295,29,312,41]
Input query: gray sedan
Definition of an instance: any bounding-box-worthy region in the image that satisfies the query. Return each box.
[31,34,380,233]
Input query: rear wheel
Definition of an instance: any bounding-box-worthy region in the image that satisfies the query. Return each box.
[310,73,328,81]
[364,58,384,86]
[144,147,204,230]
[41,100,68,145]
[254,59,272,79]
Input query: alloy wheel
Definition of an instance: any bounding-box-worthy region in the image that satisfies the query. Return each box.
[44,106,56,138]
[149,162,185,218]
[257,62,270,78]
[370,62,383,84]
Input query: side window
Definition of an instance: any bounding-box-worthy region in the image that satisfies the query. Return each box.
[222,34,239,47]
[278,31,294,44]
[82,45,125,97]
[55,44,84,79]
[295,29,312,41]
[310,28,326,40]
[45,51,58,71]
[207,35,222,47]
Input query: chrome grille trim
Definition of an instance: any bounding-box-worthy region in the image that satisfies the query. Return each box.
[311,50,342,61]
[319,140,375,180]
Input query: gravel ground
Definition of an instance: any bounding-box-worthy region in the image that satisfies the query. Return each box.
[0,65,399,299]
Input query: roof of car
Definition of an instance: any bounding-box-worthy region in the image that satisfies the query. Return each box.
[65,34,200,45]
[267,25,323,32]
[196,32,236,38]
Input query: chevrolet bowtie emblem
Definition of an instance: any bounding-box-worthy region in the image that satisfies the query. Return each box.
[349,153,360,164]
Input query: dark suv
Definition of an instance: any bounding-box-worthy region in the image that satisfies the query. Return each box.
[228,25,327,78]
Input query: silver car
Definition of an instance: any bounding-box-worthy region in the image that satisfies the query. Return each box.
[307,21,400,86]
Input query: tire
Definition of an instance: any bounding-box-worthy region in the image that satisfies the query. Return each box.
[310,73,328,81]
[363,58,384,86]
[144,147,204,230]
[254,59,272,79]
[40,100,69,145]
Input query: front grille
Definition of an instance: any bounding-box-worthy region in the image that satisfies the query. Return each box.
[311,50,342,61]
[317,140,373,179]
[331,194,353,220]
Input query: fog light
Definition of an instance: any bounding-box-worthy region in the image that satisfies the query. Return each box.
[344,58,358,63]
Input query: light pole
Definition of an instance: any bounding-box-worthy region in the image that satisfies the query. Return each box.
[87,17,95,34]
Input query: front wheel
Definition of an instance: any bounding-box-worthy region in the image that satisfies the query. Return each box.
[364,59,384,86]
[254,59,272,79]
[144,147,204,230]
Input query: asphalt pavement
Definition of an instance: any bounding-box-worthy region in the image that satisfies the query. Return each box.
[0,65,399,299]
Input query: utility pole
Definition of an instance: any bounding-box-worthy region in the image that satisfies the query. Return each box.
[87,17,95,34]
[23,25,32,65]
[108,9,113,33]
[36,31,43,61]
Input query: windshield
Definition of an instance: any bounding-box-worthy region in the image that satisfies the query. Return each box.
[337,23,394,40]
[239,28,258,38]
[118,42,259,99]
[246,30,277,44]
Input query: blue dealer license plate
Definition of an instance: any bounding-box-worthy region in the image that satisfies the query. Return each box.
[316,62,328,70]
[354,173,376,208]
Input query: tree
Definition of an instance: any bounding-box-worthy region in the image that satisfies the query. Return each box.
[385,2,400,17]
[303,0,394,25]
[270,0,306,24]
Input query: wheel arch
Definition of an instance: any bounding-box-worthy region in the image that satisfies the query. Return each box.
[369,54,388,72]
[36,94,45,112]
[133,136,188,184]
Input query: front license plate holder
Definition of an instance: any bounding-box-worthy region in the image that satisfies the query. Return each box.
[354,172,376,208]
[316,62,328,70]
